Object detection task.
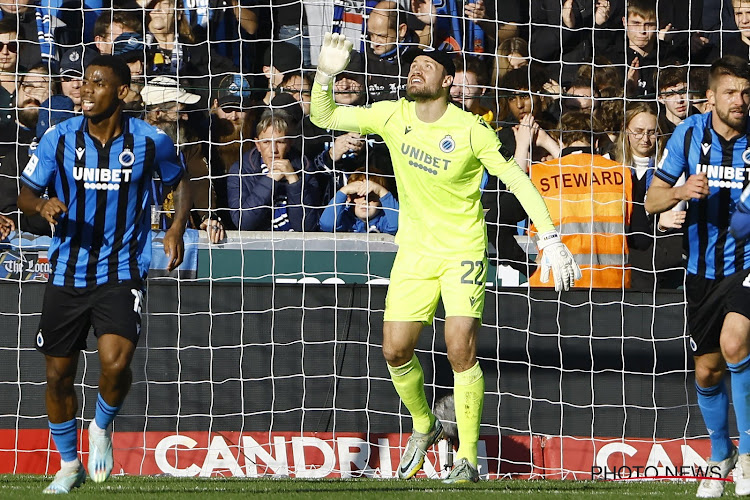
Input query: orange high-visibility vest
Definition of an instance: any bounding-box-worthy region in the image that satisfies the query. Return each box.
[529,152,634,289]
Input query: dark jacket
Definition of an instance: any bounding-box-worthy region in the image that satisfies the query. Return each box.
[227,146,322,231]
[529,0,624,85]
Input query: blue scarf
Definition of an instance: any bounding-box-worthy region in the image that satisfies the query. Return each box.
[333,0,483,54]
[433,0,484,53]
[0,3,55,63]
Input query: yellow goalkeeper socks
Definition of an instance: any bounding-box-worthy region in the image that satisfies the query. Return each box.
[387,355,435,434]
[453,362,484,467]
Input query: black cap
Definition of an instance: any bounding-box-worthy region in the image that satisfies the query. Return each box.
[340,50,364,77]
[214,74,253,108]
[261,42,302,73]
[269,92,303,125]
[404,48,455,77]
[60,46,98,78]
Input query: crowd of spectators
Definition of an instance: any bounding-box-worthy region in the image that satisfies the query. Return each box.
[0,0,746,288]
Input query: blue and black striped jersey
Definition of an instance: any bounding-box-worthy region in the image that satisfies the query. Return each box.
[655,112,750,279]
[20,116,184,288]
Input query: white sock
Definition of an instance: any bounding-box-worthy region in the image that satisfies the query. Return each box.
[89,420,106,435]
[60,458,80,471]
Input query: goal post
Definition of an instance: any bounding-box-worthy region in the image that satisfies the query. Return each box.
[0,0,724,482]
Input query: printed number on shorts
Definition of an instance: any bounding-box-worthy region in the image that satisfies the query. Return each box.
[460,260,484,285]
[744,273,750,288]
[131,289,143,317]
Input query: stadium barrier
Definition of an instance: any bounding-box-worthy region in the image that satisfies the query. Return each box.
[0,231,716,479]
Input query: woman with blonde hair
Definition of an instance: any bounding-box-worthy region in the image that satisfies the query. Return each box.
[616,102,685,290]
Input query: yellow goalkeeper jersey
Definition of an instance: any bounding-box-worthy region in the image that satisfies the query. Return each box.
[311,82,555,257]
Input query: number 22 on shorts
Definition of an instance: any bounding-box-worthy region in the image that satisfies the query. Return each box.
[460,260,485,285]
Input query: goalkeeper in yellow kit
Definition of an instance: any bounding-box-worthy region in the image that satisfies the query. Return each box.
[311,34,581,483]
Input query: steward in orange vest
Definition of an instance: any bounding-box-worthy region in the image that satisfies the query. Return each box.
[529,113,634,288]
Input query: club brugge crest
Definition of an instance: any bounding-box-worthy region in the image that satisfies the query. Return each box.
[439,135,455,153]
[119,148,135,167]
[743,148,750,165]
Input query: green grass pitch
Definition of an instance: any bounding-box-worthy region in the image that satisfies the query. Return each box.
[0,475,719,498]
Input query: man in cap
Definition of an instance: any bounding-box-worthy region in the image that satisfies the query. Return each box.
[311,34,581,483]
[334,50,367,107]
[260,41,302,105]
[210,73,255,229]
[59,46,98,112]
[141,76,225,243]
[112,32,149,108]
[112,32,149,82]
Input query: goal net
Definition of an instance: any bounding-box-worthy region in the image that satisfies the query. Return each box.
[0,0,727,481]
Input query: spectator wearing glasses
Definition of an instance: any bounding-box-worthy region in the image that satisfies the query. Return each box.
[0,18,22,128]
[15,63,60,141]
[0,0,71,68]
[0,63,69,236]
[260,41,302,105]
[276,71,313,117]
[0,61,60,162]
[614,102,684,290]
[276,70,333,166]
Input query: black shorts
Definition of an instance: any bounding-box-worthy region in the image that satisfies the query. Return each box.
[686,269,750,356]
[35,280,144,357]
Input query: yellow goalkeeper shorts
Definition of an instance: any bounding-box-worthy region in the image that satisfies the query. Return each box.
[384,249,487,323]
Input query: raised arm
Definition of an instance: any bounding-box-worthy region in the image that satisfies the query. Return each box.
[310,33,366,133]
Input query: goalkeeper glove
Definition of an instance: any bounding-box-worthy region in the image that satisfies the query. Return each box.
[537,231,582,292]
[315,33,353,87]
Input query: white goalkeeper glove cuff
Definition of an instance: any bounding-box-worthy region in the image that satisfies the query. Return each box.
[315,33,353,88]
[315,71,334,88]
[537,230,582,292]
